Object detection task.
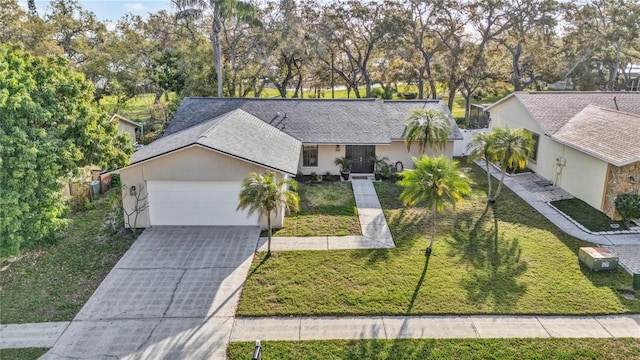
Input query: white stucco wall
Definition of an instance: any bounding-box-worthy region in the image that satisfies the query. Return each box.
[297,141,454,175]
[489,96,609,211]
[120,145,287,229]
[554,144,609,211]
[298,144,344,175]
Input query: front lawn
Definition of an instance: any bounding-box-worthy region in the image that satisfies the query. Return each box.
[268,182,360,237]
[237,164,638,316]
[0,191,137,324]
[550,198,627,232]
[228,338,640,360]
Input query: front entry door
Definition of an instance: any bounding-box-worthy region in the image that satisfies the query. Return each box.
[346,145,375,173]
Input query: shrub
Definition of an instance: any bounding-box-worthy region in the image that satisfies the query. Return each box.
[111,173,121,188]
[614,194,640,224]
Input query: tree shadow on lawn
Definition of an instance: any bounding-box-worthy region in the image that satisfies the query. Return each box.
[349,208,428,264]
[341,338,438,360]
[447,204,528,312]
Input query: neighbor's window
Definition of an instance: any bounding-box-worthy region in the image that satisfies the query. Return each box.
[303,145,318,167]
[527,131,540,162]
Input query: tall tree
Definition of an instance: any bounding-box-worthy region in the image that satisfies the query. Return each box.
[406,0,441,99]
[399,155,470,255]
[404,109,451,154]
[237,171,299,257]
[0,45,131,256]
[489,126,534,202]
[497,0,559,91]
[173,0,256,97]
[563,0,640,90]
[318,0,397,98]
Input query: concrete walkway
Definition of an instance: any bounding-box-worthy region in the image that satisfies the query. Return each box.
[230,314,640,341]
[478,160,640,275]
[258,179,395,251]
[0,322,70,349]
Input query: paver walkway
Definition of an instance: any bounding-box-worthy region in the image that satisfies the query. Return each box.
[258,179,395,251]
[477,160,640,275]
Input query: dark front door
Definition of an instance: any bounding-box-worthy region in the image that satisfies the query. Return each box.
[346,145,375,173]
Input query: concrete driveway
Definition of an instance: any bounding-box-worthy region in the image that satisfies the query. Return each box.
[42,226,260,360]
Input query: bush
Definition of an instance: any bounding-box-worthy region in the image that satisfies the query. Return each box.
[614,194,640,223]
[111,173,121,188]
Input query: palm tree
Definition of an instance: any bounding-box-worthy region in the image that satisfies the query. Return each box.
[466,131,498,201]
[173,0,255,97]
[237,171,299,256]
[398,155,471,256]
[490,126,534,202]
[404,109,451,154]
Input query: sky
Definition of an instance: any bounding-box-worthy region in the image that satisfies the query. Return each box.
[26,0,173,23]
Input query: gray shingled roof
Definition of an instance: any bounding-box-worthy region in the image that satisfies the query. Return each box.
[130,109,301,174]
[552,105,640,166]
[490,92,640,135]
[165,98,462,143]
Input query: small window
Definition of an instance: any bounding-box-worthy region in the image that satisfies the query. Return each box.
[526,131,540,162]
[303,145,318,167]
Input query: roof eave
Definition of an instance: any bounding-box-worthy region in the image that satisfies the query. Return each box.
[118,143,300,175]
[551,137,638,167]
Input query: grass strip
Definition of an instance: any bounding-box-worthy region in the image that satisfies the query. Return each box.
[228,338,640,360]
[0,191,137,323]
[550,198,626,232]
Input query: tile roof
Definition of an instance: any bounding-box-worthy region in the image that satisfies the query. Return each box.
[165,98,462,143]
[509,92,640,135]
[130,109,301,174]
[552,105,640,166]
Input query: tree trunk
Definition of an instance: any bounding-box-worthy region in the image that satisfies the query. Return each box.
[267,212,272,257]
[213,15,223,97]
[491,165,507,202]
[426,61,437,100]
[446,85,456,110]
[485,158,493,201]
[428,202,436,253]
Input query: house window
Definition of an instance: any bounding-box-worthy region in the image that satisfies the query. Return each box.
[303,145,318,167]
[527,131,540,162]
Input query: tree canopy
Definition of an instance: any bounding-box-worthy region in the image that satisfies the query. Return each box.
[0,44,131,255]
[3,0,638,114]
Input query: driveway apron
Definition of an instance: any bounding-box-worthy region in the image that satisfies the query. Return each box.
[42,226,260,360]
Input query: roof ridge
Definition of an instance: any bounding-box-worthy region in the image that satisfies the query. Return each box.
[183,97,378,102]
[584,104,640,118]
[199,109,246,139]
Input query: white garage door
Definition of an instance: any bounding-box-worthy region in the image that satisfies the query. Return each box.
[147,181,259,226]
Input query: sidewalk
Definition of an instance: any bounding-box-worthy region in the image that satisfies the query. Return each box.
[257,179,395,251]
[4,314,638,350]
[230,315,640,341]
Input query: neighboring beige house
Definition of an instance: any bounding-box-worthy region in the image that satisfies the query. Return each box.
[486,92,640,219]
[111,114,143,147]
[119,98,462,228]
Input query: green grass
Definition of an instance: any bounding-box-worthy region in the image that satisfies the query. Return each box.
[550,198,627,232]
[237,163,638,316]
[228,338,640,360]
[0,348,49,360]
[0,191,137,324]
[268,182,360,237]
[101,93,176,122]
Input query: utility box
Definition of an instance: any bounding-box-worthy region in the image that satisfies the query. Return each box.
[578,247,619,271]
